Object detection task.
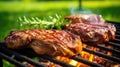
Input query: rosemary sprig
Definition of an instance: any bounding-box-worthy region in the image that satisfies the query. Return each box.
[17,14,69,30]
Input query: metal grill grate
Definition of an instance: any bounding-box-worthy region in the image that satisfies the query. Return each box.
[0,21,120,67]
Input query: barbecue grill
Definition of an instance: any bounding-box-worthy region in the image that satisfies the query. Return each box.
[0,21,120,67]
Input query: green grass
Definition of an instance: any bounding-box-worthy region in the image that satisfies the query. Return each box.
[0,1,120,66]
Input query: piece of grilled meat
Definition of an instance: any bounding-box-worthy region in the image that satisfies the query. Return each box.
[65,14,116,43]
[5,29,82,57]
[65,14,105,24]
[5,30,32,49]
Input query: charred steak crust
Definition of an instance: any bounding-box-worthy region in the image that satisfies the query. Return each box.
[5,29,82,57]
[65,14,116,43]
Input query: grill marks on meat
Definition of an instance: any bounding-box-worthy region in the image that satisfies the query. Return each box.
[66,23,108,43]
[65,14,116,43]
[30,30,82,57]
[5,31,32,49]
[5,14,116,58]
[5,29,82,57]
[65,14,105,24]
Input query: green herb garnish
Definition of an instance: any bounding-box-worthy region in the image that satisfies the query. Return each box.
[17,14,69,30]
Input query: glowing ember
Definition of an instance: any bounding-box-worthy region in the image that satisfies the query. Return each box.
[55,56,89,67]
[69,60,78,66]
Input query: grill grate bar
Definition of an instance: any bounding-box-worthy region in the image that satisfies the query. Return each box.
[106,42,120,48]
[116,31,120,34]
[71,56,104,67]
[117,29,120,31]
[0,43,46,67]
[85,42,120,54]
[39,54,104,67]
[83,48,120,63]
[39,55,75,67]
[0,52,26,67]
[115,34,120,38]
[113,38,120,42]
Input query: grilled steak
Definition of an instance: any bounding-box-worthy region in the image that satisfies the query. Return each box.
[65,14,116,43]
[5,29,82,57]
[5,30,32,49]
[65,14,105,24]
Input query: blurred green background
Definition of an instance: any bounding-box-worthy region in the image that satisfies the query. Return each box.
[0,0,120,66]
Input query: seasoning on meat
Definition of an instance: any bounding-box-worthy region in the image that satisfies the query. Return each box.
[5,29,82,57]
[65,14,116,43]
